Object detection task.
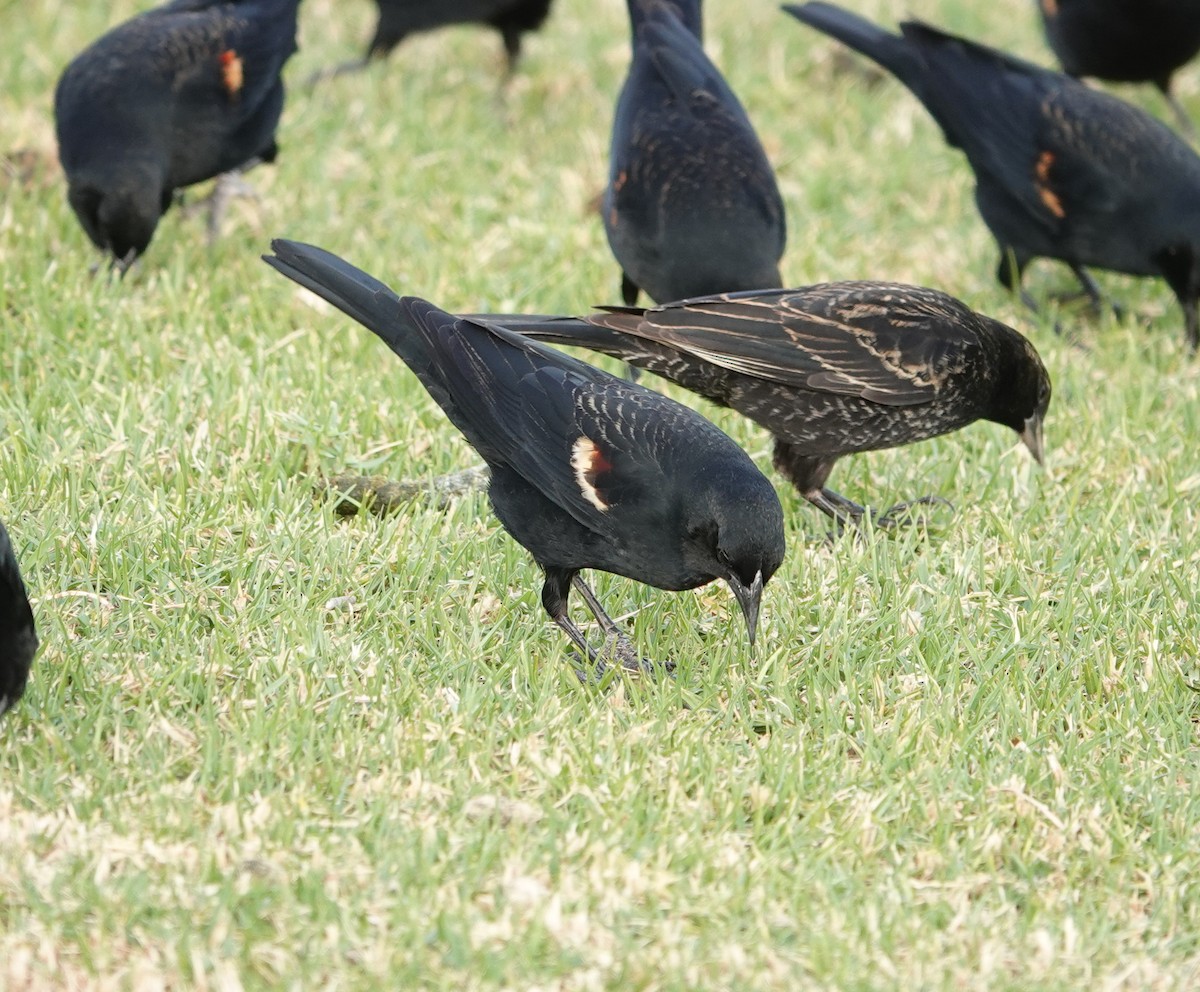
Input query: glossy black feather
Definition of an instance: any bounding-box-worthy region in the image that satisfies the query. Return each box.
[475,283,1051,522]
[366,0,554,70]
[784,2,1200,349]
[264,240,785,661]
[1038,0,1200,97]
[606,0,786,306]
[0,521,38,718]
[55,0,299,264]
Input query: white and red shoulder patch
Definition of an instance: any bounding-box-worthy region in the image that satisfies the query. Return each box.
[571,436,613,512]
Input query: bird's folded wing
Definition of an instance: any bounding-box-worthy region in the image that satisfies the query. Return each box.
[595,288,971,406]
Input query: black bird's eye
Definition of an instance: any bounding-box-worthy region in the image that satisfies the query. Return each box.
[716,548,732,567]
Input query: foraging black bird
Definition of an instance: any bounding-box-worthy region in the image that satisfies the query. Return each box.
[605,0,786,306]
[783,2,1200,350]
[310,0,554,84]
[264,239,785,672]
[368,0,552,72]
[475,283,1051,526]
[0,521,38,718]
[55,0,300,270]
[1037,0,1200,132]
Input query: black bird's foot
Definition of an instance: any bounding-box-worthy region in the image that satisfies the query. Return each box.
[182,170,261,245]
[570,639,675,685]
[872,495,955,529]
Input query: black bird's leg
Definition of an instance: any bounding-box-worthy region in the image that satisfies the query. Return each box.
[1068,264,1124,320]
[305,57,371,89]
[996,246,1041,315]
[571,575,671,676]
[499,28,522,82]
[621,271,641,307]
[205,168,262,246]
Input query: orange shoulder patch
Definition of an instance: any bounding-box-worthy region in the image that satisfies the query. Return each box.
[1040,0,1058,17]
[220,50,244,97]
[1034,150,1066,219]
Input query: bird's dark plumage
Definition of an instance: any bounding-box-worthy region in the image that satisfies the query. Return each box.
[264,239,785,671]
[784,1,1200,350]
[0,521,38,718]
[605,0,786,306]
[1038,0,1200,131]
[55,0,300,268]
[476,283,1051,525]
[366,0,553,72]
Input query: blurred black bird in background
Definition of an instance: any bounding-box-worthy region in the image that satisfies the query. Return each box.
[1037,0,1200,133]
[310,0,554,84]
[55,0,300,271]
[0,521,38,718]
[477,283,1051,528]
[605,0,786,306]
[784,2,1200,350]
[264,240,785,674]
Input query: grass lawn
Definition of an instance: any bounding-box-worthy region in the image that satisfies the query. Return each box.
[3,0,1200,987]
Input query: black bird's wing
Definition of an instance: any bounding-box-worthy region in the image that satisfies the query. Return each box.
[265,240,717,533]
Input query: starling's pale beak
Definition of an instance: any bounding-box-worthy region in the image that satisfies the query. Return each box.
[727,570,765,650]
[1020,413,1044,466]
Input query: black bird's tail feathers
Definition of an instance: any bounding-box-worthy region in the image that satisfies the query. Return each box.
[782,2,921,84]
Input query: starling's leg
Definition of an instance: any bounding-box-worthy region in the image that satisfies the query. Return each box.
[571,575,672,676]
[803,487,866,528]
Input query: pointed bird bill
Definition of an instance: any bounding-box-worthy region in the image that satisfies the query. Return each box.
[727,569,765,648]
[1021,413,1044,466]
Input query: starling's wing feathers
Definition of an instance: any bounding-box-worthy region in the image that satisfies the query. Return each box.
[591,286,974,406]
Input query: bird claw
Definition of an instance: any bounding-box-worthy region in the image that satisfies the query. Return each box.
[569,635,675,685]
[872,495,955,529]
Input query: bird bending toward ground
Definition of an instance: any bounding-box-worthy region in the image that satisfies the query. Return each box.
[784,2,1200,350]
[264,239,785,674]
[473,283,1051,527]
[1037,0,1200,133]
[310,0,554,85]
[605,0,786,306]
[55,0,300,271]
[0,521,38,717]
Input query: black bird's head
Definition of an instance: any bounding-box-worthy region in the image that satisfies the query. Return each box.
[1153,241,1200,351]
[68,177,163,272]
[987,323,1051,465]
[683,464,785,647]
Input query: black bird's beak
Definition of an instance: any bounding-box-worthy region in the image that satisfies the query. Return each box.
[1020,413,1044,466]
[727,570,765,649]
